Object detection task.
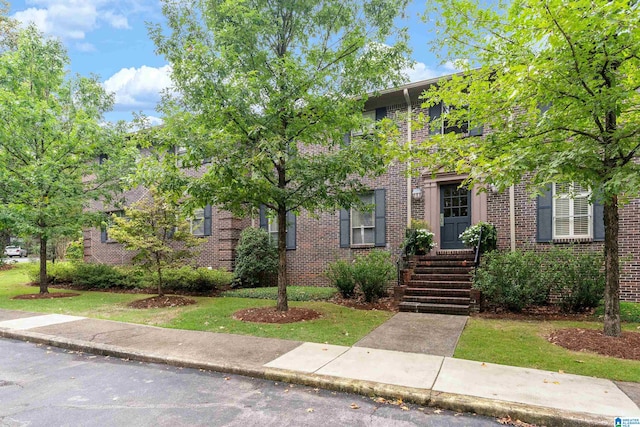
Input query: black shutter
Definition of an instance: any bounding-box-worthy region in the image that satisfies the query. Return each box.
[339,208,350,248]
[100,227,107,243]
[375,107,387,121]
[593,197,604,241]
[286,211,296,250]
[203,205,212,236]
[469,124,483,136]
[259,205,268,230]
[429,102,442,135]
[537,185,553,242]
[374,189,386,247]
[343,132,351,146]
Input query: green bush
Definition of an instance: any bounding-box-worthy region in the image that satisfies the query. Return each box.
[474,250,550,312]
[474,247,605,312]
[546,247,604,312]
[233,227,278,287]
[151,266,233,293]
[222,286,336,301]
[64,238,84,261]
[325,259,356,298]
[352,250,396,302]
[71,263,133,289]
[459,222,498,253]
[25,261,78,284]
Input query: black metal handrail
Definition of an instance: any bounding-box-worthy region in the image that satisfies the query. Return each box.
[473,225,483,268]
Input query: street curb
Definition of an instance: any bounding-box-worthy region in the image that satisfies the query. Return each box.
[0,329,614,427]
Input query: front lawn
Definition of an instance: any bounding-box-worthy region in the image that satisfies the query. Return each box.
[0,265,391,346]
[455,317,640,382]
[222,286,337,301]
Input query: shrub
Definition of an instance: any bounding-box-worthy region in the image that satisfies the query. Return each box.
[474,247,605,312]
[473,250,550,312]
[233,227,278,287]
[546,247,604,312]
[325,259,356,298]
[153,266,233,293]
[352,250,396,302]
[71,263,132,289]
[403,228,436,255]
[459,222,498,253]
[64,238,84,261]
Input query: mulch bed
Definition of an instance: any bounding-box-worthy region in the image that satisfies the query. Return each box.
[127,295,197,309]
[548,328,640,361]
[233,307,322,323]
[329,294,399,312]
[13,292,80,300]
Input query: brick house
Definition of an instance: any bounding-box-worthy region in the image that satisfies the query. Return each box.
[85,75,640,307]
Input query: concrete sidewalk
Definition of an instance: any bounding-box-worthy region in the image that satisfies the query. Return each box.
[0,308,638,427]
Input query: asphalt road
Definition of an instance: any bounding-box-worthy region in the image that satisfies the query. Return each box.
[0,339,502,427]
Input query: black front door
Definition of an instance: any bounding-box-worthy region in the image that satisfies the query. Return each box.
[440,184,471,249]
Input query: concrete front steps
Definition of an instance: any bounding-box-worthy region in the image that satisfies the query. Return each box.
[399,250,475,316]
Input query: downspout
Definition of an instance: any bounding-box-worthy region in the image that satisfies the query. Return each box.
[404,88,412,228]
[509,185,516,251]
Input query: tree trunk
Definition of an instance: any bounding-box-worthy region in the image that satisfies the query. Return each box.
[276,208,288,311]
[603,195,621,337]
[39,235,48,294]
[157,266,164,297]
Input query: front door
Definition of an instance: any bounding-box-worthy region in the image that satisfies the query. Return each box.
[440,184,471,249]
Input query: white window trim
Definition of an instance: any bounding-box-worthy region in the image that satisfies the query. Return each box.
[190,208,206,236]
[552,183,593,239]
[267,217,278,243]
[351,110,377,136]
[350,193,375,246]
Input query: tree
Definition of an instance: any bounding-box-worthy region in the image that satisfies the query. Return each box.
[418,0,640,336]
[0,26,135,293]
[149,0,411,311]
[108,186,202,297]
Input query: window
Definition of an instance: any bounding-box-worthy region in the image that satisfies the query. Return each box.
[352,110,377,136]
[101,210,124,243]
[351,193,376,245]
[429,101,481,136]
[340,189,386,248]
[190,207,206,236]
[259,206,296,250]
[345,108,388,144]
[553,183,592,239]
[267,216,278,243]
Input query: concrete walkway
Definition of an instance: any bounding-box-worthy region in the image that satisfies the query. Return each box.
[0,308,639,427]
[354,312,467,356]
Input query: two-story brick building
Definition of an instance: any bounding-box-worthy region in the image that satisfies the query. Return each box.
[85,75,640,308]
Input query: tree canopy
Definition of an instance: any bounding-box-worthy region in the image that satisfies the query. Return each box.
[418,0,640,336]
[149,0,411,310]
[0,26,135,292]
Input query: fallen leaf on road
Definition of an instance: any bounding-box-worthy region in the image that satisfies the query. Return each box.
[307,408,314,413]
[224,377,230,381]
[481,362,487,367]
[350,403,360,410]
[400,405,409,411]
[558,370,565,374]
[433,409,442,414]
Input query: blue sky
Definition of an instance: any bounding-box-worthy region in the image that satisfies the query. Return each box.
[9,0,457,123]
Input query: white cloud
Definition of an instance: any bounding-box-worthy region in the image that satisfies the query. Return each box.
[403,62,440,83]
[75,42,96,52]
[13,0,135,41]
[104,65,172,110]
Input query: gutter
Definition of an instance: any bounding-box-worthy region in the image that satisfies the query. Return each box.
[403,88,412,228]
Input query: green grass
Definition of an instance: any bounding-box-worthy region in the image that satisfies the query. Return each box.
[455,317,640,382]
[0,264,391,346]
[222,286,337,301]
[594,301,640,323]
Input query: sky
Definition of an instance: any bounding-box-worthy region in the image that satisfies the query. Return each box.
[9,0,458,123]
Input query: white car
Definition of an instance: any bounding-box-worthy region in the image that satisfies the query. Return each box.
[4,246,27,258]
